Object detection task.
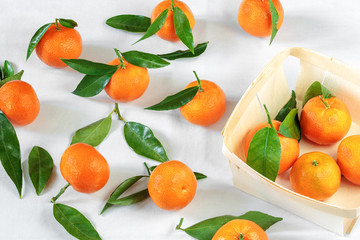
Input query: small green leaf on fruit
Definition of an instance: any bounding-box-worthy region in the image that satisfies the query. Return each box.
[246,127,281,181]
[124,122,169,162]
[158,42,209,60]
[53,203,101,240]
[134,9,168,44]
[28,146,54,196]
[0,70,24,87]
[71,115,112,147]
[173,6,194,53]
[26,23,53,60]
[279,108,301,141]
[275,90,297,122]
[58,18,78,28]
[3,60,14,78]
[302,81,335,107]
[269,0,279,45]
[145,86,199,111]
[106,15,151,32]
[122,50,170,69]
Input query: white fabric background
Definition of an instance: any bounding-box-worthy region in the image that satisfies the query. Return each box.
[1,0,360,239]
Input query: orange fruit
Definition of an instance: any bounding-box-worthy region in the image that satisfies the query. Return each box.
[337,135,360,185]
[60,143,110,193]
[289,151,341,201]
[0,80,40,126]
[300,96,351,145]
[244,120,299,174]
[104,58,149,102]
[180,80,226,126]
[238,0,284,37]
[148,160,197,210]
[36,23,82,68]
[212,219,268,240]
[151,0,195,42]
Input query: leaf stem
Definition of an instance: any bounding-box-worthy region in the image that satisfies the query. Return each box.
[54,18,60,31]
[171,0,176,10]
[238,233,245,240]
[263,104,275,129]
[319,96,330,109]
[193,71,203,92]
[175,218,185,230]
[51,183,70,203]
[144,162,151,176]
[114,48,126,69]
[114,103,126,123]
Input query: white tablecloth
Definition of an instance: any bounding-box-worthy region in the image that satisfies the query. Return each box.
[1,0,360,239]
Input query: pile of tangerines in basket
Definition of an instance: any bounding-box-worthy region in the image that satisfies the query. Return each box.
[243,82,360,202]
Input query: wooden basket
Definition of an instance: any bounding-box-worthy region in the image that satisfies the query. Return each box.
[222,47,360,235]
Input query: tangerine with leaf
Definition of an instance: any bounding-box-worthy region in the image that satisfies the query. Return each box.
[148,160,197,210]
[0,80,40,126]
[238,0,284,38]
[300,95,351,145]
[151,0,195,42]
[27,18,82,68]
[60,143,110,193]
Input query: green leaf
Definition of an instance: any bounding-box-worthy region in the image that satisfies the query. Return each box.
[3,60,14,78]
[26,23,52,60]
[124,122,169,162]
[53,203,101,240]
[178,211,282,240]
[101,175,147,214]
[0,113,22,197]
[61,59,119,75]
[158,42,208,60]
[134,8,168,44]
[28,146,54,196]
[122,51,170,69]
[72,72,115,97]
[0,70,24,87]
[71,116,112,147]
[275,90,297,122]
[246,127,281,181]
[194,172,207,180]
[0,66,3,80]
[145,86,199,111]
[58,18,78,29]
[173,6,194,53]
[279,109,301,141]
[107,189,149,206]
[269,0,279,45]
[106,15,151,32]
[302,81,335,107]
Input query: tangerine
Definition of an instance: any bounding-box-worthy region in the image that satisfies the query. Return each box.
[300,96,351,145]
[104,58,150,102]
[244,120,299,174]
[0,80,40,126]
[180,79,226,126]
[212,219,268,240]
[148,160,197,210]
[36,23,82,68]
[289,151,341,201]
[238,0,284,37]
[337,135,360,185]
[60,143,110,193]
[151,0,195,42]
